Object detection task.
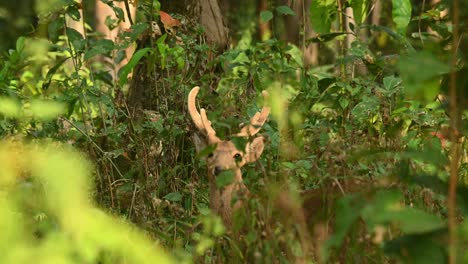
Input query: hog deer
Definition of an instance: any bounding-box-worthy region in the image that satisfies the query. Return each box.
[188,86,270,227]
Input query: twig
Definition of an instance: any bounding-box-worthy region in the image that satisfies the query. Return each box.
[447,0,461,263]
[418,0,426,46]
[61,117,125,179]
[128,183,139,219]
[123,0,134,25]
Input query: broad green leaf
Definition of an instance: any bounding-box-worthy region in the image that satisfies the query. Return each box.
[276,5,295,16]
[309,0,337,34]
[215,170,235,188]
[84,39,115,60]
[163,192,182,202]
[390,208,444,234]
[362,190,444,234]
[0,98,20,117]
[196,144,217,159]
[351,0,369,24]
[35,0,62,14]
[392,0,412,34]
[384,234,446,264]
[66,27,85,52]
[48,17,65,41]
[383,76,401,91]
[42,58,69,90]
[325,194,364,255]
[66,4,81,21]
[231,137,248,153]
[260,10,273,23]
[119,48,152,86]
[30,100,65,120]
[339,97,349,109]
[16,36,26,53]
[398,51,449,102]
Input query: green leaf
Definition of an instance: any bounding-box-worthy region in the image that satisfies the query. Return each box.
[215,170,235,188]
[351,0,369,24]
[276,5,295,16]
[66,27,85,52]
[398,51,449,102]
[231,137,248,153]
[30,100,65,120]
[196,144,217,159]
[15,37,26,54]
[121,23,149,42]
[0,98,21,117]
[48,17,64,41]
[42,58,69,90]
[384,234,446,264]
[260,11,273,23]
[84,39,115,60]
[392,0,412,34]
[118,48,152,86]
[163,192,182,202]
[391,208,444,234]
[66,4,81,21]
[383,76,400,91]
[362,190,445,234]
[309,0,337,34]
[339,97,349,109]
[326,194,365,253]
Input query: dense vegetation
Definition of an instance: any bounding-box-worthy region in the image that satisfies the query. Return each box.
[0,0,466,263]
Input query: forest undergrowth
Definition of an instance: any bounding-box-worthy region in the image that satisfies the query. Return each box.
[0,0,467,263]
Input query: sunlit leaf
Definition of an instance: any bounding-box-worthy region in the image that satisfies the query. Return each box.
[392,0,412,34]
[310,0,337,34]
[30,100,65,120]
[0,98,21,117]
[351,0,369,24]
[42,58,69,90]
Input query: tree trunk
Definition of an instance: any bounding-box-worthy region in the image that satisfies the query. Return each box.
[160,0,228,47]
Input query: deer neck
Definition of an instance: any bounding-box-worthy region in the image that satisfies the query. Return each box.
[208,169,249,227]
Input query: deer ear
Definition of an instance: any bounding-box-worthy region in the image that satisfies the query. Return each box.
[192,133,208,153]
[245,136,265,163]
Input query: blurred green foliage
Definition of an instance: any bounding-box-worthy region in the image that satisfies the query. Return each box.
[0,0,466,263]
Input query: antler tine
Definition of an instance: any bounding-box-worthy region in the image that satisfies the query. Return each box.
[188,86,220,143]
[237,90,270,137]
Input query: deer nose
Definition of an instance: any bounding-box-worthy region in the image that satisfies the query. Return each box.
[214,166,223,176]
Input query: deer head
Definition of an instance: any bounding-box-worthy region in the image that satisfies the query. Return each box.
[188,86,270,226]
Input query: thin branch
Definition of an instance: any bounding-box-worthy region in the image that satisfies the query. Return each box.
[448,0,461,263]
[418,0,426,46]
[123,0,134,25]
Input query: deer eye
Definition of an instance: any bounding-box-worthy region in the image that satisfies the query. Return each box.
[233,153,242,162]
[207,153,214,158]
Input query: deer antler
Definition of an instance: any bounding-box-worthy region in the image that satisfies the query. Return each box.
[188,86,220,143]
[236,90,270,137]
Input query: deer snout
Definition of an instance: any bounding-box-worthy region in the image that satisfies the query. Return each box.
[214,166,223,176]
